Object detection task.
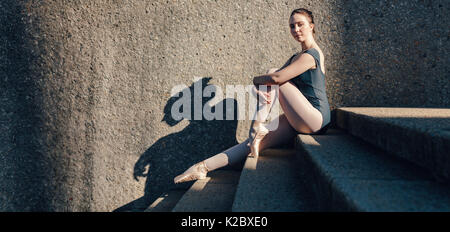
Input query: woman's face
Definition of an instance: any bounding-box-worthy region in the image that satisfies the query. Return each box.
[289,13,314,42]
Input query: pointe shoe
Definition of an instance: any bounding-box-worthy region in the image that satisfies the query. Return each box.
[174,161,210,184]
[248,123,269,159]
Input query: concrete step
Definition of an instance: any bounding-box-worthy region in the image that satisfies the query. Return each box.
[295,128,450,211]
[171,170,241,212]
[232,149,317,212]
[145,190,186,212]
[335,107,450,181]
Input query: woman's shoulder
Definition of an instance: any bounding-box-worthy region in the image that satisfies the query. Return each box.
[303,47,321,56]
[287,48,326,73]
[303,47,325,62]
[291,49,315,62]
[308,47,326,74]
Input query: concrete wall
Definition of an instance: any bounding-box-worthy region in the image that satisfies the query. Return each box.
[0,0,448,211]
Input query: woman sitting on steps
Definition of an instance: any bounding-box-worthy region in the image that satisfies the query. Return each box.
[174,8,331,184]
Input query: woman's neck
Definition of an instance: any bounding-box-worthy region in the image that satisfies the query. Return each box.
[301,39,316,51]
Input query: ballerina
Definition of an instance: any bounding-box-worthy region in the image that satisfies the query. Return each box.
[174,8,331,184]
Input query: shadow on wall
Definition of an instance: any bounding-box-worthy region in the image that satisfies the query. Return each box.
[0,2,54,211]
[114,77,243,212]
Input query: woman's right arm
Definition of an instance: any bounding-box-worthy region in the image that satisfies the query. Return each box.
[253,52,315,86]
[252,55,295,86]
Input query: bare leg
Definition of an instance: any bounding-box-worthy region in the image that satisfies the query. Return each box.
[278,81,323,133]
[249,68,278,132]
[205,81,324,171]
[203,68,297,171]
[255,68,278,122]
[174,138,251,183]
[204,139,250,171]
[175,70,321,183]
[248,81,324,156]
[252,68,322,134]
[204,114,297,171]
[258,114,298,151]
[248,68,279,158]
[175,112,299,184]
[253,87,277,123]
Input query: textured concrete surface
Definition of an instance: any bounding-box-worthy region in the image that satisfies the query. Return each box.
[335,0,449,108]
[334,179,450,212]
[171,170,240,212]
[336,107,450,180]
[295,129,450,211]
[1,0,448,211]
[232,149,317,212]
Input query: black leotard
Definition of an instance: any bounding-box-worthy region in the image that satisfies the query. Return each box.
[285,48,331,134]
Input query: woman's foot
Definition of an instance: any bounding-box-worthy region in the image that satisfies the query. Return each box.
[174,161,210,184]
[248,122,269,159]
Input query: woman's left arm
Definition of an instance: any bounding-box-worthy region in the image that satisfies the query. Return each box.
[253,53,316,86]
